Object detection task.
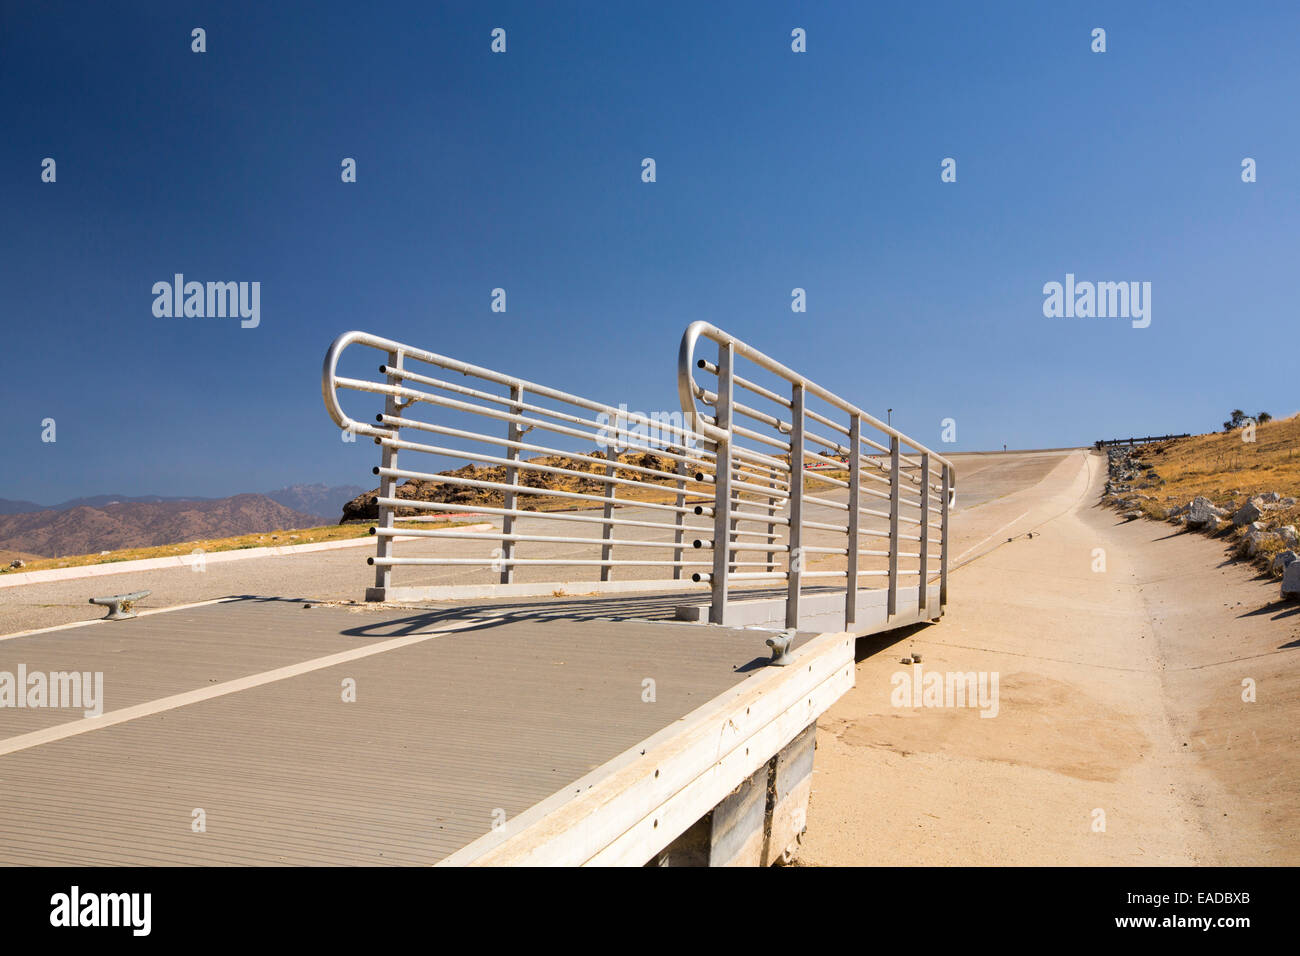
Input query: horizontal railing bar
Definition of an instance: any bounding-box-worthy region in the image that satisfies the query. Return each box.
[802,425,853,458]
[730,421,795,455]
[725,438,793,474]
[374,468,691,517]
[373,496,710,535]
[696,469,793,500]
[325,333,699,445]
[380,362,718,442]
[372,557,709,568]
[694,571,789,582]
[375,528,711,550]
[376,437,711,500]
[859,485,892,503]
[384,387,709,466]
[733,373,793,409]
[801,493,849,512]
[692,540,790,554]
[802,518,849,533]
[804,407,852,441]
[378,416,710,487]
[702,505,793,528]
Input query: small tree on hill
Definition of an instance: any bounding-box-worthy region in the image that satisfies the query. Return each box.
[1223,409,1272,431]
[1223,409,1247,432]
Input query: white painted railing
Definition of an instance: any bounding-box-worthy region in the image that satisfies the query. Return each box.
[322,326,955,628]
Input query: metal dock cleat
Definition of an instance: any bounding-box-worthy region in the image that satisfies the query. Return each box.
[765,628,796,666]
[89,590,151,621]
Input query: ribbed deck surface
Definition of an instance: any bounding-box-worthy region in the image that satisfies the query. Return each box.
[0,598,780,865]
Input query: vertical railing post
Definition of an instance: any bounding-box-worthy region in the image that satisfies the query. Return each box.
[940,464,950,608]
[765,467,777,573]
[599,453,618,582]
[887,434,900,618]
[709,341,734,625]
[373,349,403,596]
[845,414,861,627]
[671,457,687,580]
[919,452,930,614]
[498,384,523,584]
[728,462,739,573]
[786,383,805,630]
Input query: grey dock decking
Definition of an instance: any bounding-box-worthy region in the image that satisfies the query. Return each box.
[0,597,802,865]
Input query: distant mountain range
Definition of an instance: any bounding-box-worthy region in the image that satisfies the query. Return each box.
[0,484,364,521]
[0,484,366,560]
[263,484,366,521]
[0,494,211,514]
[0,495,327,559]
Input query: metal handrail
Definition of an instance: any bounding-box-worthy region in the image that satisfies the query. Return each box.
[678,321,957,495]
[322,326,954,633]
[677,321,956,628]
[323,330,719,599]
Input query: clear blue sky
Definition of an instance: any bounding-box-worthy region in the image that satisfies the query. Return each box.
[3,1,1297,502]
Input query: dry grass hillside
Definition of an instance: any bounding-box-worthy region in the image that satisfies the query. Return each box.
[1114,413,1300,573]
[1133,413,1300,503]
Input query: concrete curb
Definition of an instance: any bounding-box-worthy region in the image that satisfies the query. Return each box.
[0,523,496,589]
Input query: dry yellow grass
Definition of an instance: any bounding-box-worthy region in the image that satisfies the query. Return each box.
[1,520,469,574]
[1119,413,1300,572]
[1133,414,1300,501]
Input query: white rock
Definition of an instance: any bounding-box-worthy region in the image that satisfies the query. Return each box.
[1232,498,1265,526]
[1272,550,1298,575]
[1187,496,1225,525]
[1283,560,1300,600]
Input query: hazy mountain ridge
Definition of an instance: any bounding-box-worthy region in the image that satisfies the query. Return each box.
[0,484,362,521]
[0,494,324,559]
[263,484,365,521]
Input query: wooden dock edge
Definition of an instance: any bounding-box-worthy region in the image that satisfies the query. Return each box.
[439,627,856,867]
